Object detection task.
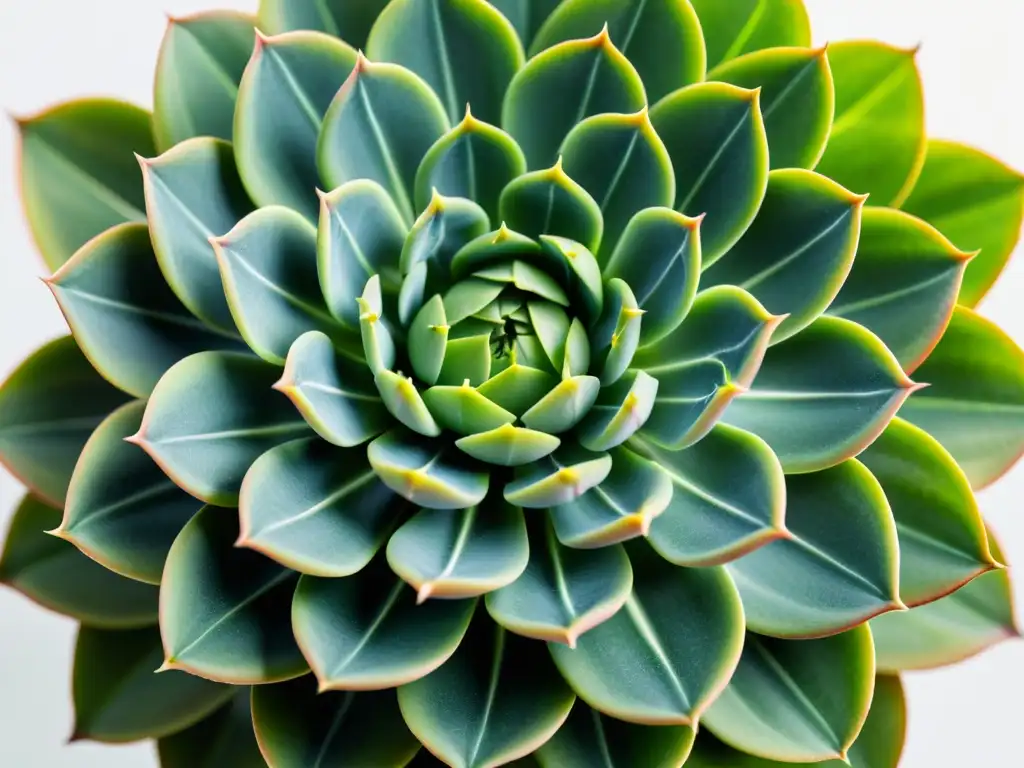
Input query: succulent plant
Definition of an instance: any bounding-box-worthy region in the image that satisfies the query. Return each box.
[2,0,1023,765]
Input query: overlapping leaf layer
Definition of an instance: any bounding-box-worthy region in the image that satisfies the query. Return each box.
[3,1,1023,766]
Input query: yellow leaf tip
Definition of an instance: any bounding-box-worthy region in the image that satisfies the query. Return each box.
[416,584,434,605]
[155,658,178,674]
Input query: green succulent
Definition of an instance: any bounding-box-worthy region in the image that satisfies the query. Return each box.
[2,0,1023,766]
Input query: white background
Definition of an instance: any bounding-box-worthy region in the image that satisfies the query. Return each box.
[1,1,1021,765]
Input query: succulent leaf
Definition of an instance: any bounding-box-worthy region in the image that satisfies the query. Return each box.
[251,676,421,767]
[160,505,307,684]
[505,445,613,508]
[690,0,811,71]
[577,370,659,451]
[0,495,158,628]
[368,429,490,508]
[488,0,562,46]
[16,98,156,271]
[158,690,265,768]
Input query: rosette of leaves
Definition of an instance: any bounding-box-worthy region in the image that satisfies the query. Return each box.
[3,0,1023,766]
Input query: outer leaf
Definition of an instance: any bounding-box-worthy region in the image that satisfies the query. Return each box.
[689,675,907,768]
[501,29,646,170]
[721,316,917,473]
[577,370,659,452]
[160,505,306,684]
[368,429,489,508]
[704,628,874,763]
[251,677,421,767]
[700,169,864,342]
[257,0,389,48]
[488,0,562,46]
[0,336,129,506]
[387,502,529,600]
[158,690,266,768]
[650,83,768,264]
[140,137,253,332]
[690,0,811,71]
[367,0,525,125]
[535,700,694,768]
[871,526,1019,672]
[293,561,476,691]
[317,178,408,328]
[58,401,200,585]
[214,206,350,365]
[72,625,232,743]
[239,438,407,577]
[152,12,256,150]
[550,542,744,725]
[234,30,357,220]
[560,110,675,260]
[318,55,450,225]
[398,611,576,768]
[899,306,1024,489]
[276,331,389,448]
[48,222,241,398]
[828,207,971,372]
[133,351,310,506]
[710,46,833,170]
[859,418,996,607]
[635,360,740,450]
[530,0,705,102]
[604,207,700,345]
[0,495,158,628]
[638,424,786,567]
[486,515,632,645]
[815,42,924,208]
[17,98,155,270]
[900,139,1024,307]
[727,460,902,638]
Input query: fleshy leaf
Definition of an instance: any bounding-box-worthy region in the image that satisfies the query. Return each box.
[368,428,490,509]
[160,505,306,684]
[17,98,155,271]
[398,611,576,768]
[0,495,158,628]
[577,370,659,451]
[722,316,917,473]
[486,516,631,646]
[535,700,694,768]
[0,336,129,506]
[257,0,388,46]
[152,12,255,150]
[239,438,406,577]
[828,207,971,372]
[871,526,1019,672]
[710,46,833,170]
[499,159,604,252]
[360,276,399,376]
[727,460,902,638]
[488,0,562,46]
[650,82,768,265]
[234,30,358,219]
[408,295,450,384]
[859,418,996,607]
[702,627,875,763]
[638,424,786,567]
[317,178,408,328]
[456,424,561,466]
[701,168,863,342]
[690,0,811,71]
[898,306,1024,489]
[318,55,450,225]
[49,222,242,397]
[424,383,516,435]
[292,558,476,690]
[133,351,310,506]
[520,375,601,433]
[900,139,1024,308]
[501,29,646,170]
[58,401,200,585]
[560,110,675,260]
[479,364,559,415]
[276,331,388,448]
[140,137,253,332]
[214,206,351,365]
[604,207,700,345]
[387,502,529,600]
[71,625,232,743]
[158,690,265,768]
[815,42,925,208]
[550,542,744,725]
[367,0,525,125]
[589,279,642,386]
[376,371,442,437]
[251,676,421,767]
[505,445,613,508]
[530,0,705,102]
